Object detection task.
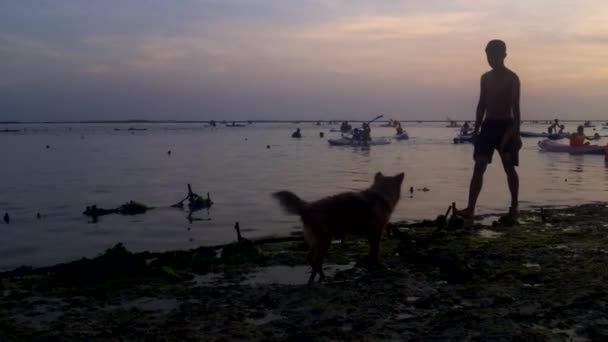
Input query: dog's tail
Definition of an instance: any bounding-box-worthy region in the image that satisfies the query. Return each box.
[272,191,307,215]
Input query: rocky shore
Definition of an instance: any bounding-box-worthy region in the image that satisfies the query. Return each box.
[2,203,608,341]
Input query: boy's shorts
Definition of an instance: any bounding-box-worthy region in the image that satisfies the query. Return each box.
[474,120,521,166]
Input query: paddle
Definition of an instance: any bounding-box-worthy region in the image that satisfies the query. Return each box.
[342,115,384,139]
[367,114,384,124]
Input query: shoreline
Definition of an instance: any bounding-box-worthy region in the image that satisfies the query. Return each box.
[2,203,608,340]
[0,119,599,125]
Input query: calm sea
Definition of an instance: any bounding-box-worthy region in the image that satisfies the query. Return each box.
[1,122,607,270]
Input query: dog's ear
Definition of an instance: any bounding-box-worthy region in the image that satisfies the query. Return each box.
[375,172,383,182]
[395,172,405,183]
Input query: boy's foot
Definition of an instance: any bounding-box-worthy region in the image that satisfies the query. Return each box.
[509,206,519,221]
[454,207,475,219]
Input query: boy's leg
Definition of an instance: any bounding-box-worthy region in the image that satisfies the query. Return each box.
[457,157,489,218]
[499,151,519,215]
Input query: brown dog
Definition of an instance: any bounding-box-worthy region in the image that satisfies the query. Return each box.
[273,172,404,284]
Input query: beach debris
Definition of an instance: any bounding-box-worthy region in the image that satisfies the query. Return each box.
[234,222,250,242]
[83,201,151,218]
[417,187,430,192]
[171,184,213,211]
[3,213,9,224]
[319,132,324,138]
[118,201,151,215]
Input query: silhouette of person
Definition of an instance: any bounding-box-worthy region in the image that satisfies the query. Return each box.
[548,119,559,134]
[457,40,522,219]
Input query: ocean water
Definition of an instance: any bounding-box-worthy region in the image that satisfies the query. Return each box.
[1,122,607,270]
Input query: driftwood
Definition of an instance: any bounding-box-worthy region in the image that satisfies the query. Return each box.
[172,184,213,211]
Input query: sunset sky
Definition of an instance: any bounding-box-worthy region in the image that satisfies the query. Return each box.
[1,0,608,121]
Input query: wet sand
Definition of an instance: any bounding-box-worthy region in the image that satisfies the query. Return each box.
[1,203,608,340]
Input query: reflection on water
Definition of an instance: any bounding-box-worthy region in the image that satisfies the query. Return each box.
[1,122,608,269]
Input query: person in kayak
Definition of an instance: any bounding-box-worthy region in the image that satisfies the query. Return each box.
[461,121,472,135]
[351,128,362,141]
[340,121,351,133]
[456,39,522,219]
[548,119,559,134]
[396,123,404,135]
[569,126,590,146]
[292,128,302,138]
[361,123,372,141]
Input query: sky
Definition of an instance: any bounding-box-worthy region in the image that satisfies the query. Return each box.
[1,0,608,121]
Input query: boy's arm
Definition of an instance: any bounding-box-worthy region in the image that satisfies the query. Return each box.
[500,75,521,151]
[512,75,521,134]
[474,76,486,134]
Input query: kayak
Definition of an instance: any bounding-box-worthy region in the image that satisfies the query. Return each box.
[328,137,392,146]
[329,128,353,134]
[520,131,568,139]
[538,139,605,154]
[394,132,409,140]
[453,134,475,144]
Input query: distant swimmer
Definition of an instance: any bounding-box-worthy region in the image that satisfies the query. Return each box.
[456,39,522,220]
[548,119,559,134]
[3,213,9,224]
[569,126,590,147]
[292,128,302,138]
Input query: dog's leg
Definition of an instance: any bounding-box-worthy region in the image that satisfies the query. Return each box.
[307,249,317,285]
[317,240,332,282]
[368,228,384,267]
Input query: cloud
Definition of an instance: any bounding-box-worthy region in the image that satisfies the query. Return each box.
[295,12,480,41]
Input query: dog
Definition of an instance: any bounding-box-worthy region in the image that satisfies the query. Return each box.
[273,172,404,284]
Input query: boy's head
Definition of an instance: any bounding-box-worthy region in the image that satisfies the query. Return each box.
[485,39,507,69]
[577,125,585,134]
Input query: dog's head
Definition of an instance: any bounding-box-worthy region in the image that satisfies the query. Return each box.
[371,172,405,205]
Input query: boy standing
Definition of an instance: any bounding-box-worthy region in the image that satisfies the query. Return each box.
[457,40,522,219]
